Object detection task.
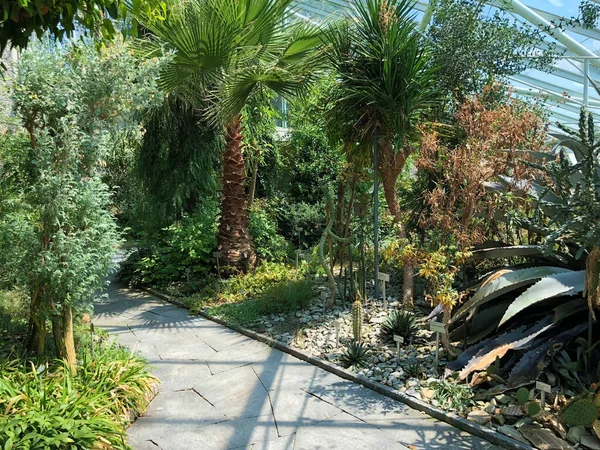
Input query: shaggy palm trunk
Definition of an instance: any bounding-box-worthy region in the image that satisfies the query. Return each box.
[379,140,414,308]
[217,116,256,273]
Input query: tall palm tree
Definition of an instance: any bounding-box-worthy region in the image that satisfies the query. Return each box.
[134,0,323,272]
[325,0,442,306]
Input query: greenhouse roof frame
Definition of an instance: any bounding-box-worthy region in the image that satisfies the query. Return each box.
[297,0,600,129]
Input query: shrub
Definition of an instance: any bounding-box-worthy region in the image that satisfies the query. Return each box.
[429,379,474,413]
[120,199,218,287]
[249,201,291,262]
[0,343,157,449]
[381,310,419,341]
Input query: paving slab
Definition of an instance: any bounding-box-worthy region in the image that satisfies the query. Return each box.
[96,281,503,450]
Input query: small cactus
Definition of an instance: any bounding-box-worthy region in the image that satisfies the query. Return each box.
[352,295,363,342]
[516,387,530,406]
[559,398,599,426]
[527,402,541,417]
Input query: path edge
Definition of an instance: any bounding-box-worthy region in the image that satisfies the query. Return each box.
[141,287,533,450]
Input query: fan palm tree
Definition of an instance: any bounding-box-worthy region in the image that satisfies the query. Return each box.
[133,0,323,272]
[325,0,442,306]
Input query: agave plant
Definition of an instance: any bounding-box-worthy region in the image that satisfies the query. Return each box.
[448,107,600,386]
[341,340,370,369]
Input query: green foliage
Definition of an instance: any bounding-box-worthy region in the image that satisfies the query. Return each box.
[341,340,369,369]
[381,310,419,341]
[0,290,28,352]
[203,279,313,326]
[120,200,218,287]
[0,343,156,450]
[427,0,558,97]
[429,378,474,413]
[136,98,221,228]
[187,262,302,308]
[3,41,158,318]
[325,0,441,152]
[560,398,599,426]
[249,201,291,262]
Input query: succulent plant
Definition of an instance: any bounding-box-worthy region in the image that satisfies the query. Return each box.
[381,310,418,341]
[560,398,599,426]
[352,297,363,342]
[341,340,369,369]
[405,360,423,378]
[516,387,530,406]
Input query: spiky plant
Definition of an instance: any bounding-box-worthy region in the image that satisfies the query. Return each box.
[341,340,370,369]
[404,360,424,378]
[381,310,418,341]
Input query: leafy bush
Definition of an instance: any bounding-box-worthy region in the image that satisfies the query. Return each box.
[203,279,313,326]
[0,290,28,353]
[249,201,291,262]
[341,340,370,369]
[0,344,157,450]
[381,310,419,341]
[120,200,218,287]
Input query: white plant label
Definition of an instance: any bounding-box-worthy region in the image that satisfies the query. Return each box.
[429,321,446,334]
[536,381,551,393]
[393,335,404,344]
[213,252,221,258]
[378,272,390,282]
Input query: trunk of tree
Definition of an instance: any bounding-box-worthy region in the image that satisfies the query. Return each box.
[53,306,77,373]
[25,286,45,355]
[379,140,414,308]
[217,116,256,273]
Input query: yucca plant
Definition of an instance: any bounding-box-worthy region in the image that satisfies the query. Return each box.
[381,310,419,341]
[341,340,370,369]
[448,106,600,385]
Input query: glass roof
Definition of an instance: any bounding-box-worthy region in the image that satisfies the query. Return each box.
[296,0,600,129]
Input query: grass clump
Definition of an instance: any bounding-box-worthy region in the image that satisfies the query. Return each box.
[381,310,419,341]
[0,343,157,449]
[203,278,313,326]
[429,379,474,413]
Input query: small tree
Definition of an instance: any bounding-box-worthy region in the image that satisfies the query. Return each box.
[6,40,160,369]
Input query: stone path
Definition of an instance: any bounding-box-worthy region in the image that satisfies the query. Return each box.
[94,281,502,450]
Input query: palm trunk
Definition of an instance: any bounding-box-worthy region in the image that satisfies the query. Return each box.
[379,139,414,308]
[217,116,256,273]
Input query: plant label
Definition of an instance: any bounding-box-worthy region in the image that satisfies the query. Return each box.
[429,321,446,334]
[378,272,390,282]
[213,252,221,258]
[298,227,303,232]
[535,381,551,393]
[393,335,403,360]
[334,320,341,347]
[536,381,551,408]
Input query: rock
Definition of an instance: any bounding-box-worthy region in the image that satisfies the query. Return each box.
[581,435,600,450]
[420,388,435,401]
[567,426,590,445]
[369,317,386,324]
[405,388,422,400]
[497,425,531,445]
[519,424,575,450]
[496,394,512,404]
[484,403,496,414]
[467,410,492,425]
[492,414,505,425]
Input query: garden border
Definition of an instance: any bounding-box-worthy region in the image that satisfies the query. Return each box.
[141,287,534,450]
